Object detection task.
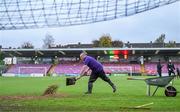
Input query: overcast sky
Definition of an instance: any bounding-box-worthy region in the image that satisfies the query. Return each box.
[0,2,180,48]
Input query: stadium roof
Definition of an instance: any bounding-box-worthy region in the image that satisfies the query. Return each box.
[1,48,180,58]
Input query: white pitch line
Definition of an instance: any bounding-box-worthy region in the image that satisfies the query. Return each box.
[135,102,154,108]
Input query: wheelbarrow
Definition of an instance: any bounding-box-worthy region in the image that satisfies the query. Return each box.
[127,76,178,97]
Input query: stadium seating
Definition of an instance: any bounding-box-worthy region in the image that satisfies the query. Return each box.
[5,63,180,76]
[144,63,157,75]
[144,62,180,75]
[103,63,141,74]
[53,64,82,74]
[52,63,141,75]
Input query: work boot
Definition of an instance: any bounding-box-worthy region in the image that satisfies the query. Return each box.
[112,85,117,93]
[84,91,92,94]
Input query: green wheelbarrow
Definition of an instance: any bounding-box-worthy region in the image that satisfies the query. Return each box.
[128,76,178,97]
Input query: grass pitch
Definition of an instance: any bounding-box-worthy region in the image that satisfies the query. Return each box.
[0,76,180,111]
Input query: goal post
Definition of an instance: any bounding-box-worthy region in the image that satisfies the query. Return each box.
[18,67,47,76]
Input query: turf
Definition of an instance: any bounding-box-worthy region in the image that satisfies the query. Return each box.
[0,76,180,112]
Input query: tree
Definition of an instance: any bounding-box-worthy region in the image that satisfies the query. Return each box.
[43,33,55,48]
[92,40,100,47]
[92,34,124,48]
[99,34,112,47]
[0,51,4,65]
[112,40,123,47]
[21,41,34,49]
[154,34,166,43]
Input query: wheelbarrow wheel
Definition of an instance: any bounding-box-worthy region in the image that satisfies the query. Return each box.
[165,86,177,97]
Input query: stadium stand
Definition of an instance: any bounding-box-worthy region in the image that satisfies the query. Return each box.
[144,62,180,75]
[49,43,180,48]
[123,42,179,48]
[53,64,82,75]
[2,62,180,77]
[1,47,179,77]
[51,63,141,75]
[103,63,141,74]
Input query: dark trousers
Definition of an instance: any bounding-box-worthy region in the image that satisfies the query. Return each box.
[168,70,175,76]
[87,70,115,93]
[157,70,162,77]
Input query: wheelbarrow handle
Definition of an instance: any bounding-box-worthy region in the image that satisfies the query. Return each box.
[127,77,146,80]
